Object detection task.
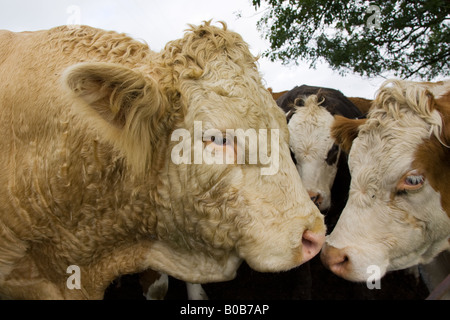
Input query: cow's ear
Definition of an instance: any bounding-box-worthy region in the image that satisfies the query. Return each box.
[432,92,450,146]
[331,116,367,153]
[63,62,165,175]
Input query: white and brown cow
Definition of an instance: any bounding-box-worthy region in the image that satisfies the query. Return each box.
[276,85,363,212]
[0,22,325,299]
[321,79,450,282]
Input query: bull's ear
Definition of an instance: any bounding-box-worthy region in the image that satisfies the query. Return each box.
[331,116,367,153]
[432,92,450,146]
[63,62,165,175]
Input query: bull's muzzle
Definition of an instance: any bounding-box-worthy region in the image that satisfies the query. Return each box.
[301,229,326,263]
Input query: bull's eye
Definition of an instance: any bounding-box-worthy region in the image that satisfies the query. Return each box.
[396,170,425,194]
[210,135,228,146]
[325,144,340,165]
[203,132,237,163]
[405,175,424,186]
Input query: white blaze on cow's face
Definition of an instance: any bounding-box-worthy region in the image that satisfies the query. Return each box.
[288,95,340,211]
[321,80,450,282]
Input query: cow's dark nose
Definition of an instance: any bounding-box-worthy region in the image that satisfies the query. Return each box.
[308,191,323,208]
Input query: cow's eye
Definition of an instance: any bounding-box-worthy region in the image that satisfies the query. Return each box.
[325,144,340,165]
[210,136,228,146]
[396,170,425,193]
[405,175,424,186]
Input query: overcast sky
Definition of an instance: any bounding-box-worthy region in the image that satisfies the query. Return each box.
[0,0,413,99]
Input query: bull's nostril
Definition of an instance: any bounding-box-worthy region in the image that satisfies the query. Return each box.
[302,237,313,249]
[301,230,325,263]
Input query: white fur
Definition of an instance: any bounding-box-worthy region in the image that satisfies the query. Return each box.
[288,97,338,210]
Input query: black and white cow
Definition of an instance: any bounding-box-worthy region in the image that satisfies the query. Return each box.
[276,85,363,218]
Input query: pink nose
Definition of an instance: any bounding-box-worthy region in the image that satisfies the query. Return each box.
[301,230,325,263]
[320,244,351,279]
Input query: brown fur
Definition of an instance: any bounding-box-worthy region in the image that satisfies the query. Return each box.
[331,116,367,153]
[347,97,373,114]
[0,22,324,299]
[268,88,289,100]
[413,92,450,217]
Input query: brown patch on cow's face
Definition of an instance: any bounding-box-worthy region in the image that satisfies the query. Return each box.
[413,92,450,217]
[413,136,450,217]
[331,116,367,153]
[434,91,450,145]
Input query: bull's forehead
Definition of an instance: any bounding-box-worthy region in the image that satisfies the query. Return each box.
[349,116,431,191]
[177,51,289,139]
[184,81,286,132]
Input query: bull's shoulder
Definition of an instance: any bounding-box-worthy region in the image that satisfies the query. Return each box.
[0,29,14,43]
[44,25,154,67]
[1,26,155,69]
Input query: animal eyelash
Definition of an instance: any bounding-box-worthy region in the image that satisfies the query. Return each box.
[395,170,425,195]
[404,175,424,186]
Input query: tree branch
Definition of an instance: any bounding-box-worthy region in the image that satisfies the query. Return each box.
[403,51,450,78]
